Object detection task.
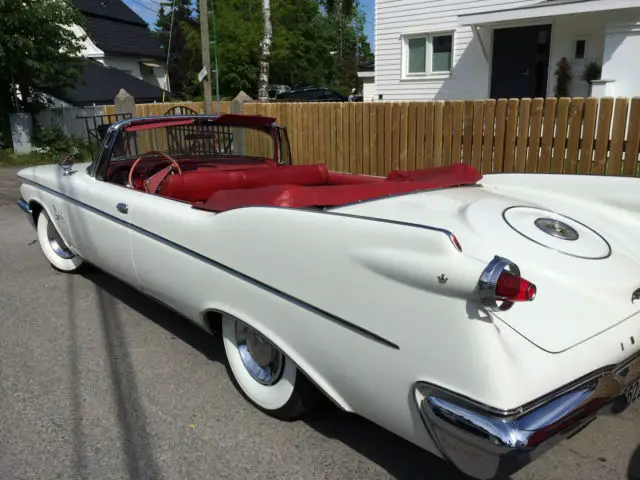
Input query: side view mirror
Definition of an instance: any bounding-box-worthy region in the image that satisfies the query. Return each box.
[58,153,76,176]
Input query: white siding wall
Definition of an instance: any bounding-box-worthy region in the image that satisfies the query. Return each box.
[601,20,640,98]
[361,76,378,101]
[545,10,640,98]
[376,0,640,101]
[375,0,540,101]
[97,56,168,91]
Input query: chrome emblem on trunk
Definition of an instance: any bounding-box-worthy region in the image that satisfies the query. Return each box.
[632,289,640,304]
[534,218,579,241]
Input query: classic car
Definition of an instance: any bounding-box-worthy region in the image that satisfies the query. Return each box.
[16,113,640,479]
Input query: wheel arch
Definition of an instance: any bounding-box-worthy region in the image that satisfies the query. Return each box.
[201,307,353,412]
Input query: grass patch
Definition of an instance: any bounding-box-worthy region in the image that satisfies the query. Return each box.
[0,149,58,167]
[0,148,93,168]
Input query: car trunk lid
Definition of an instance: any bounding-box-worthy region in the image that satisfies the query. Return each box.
[333,184,640,353]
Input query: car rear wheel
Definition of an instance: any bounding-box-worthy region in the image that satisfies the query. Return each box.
[221,314,322,420]
[36,211,85,273]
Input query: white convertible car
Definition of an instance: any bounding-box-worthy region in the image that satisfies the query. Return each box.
[16,113,640,479]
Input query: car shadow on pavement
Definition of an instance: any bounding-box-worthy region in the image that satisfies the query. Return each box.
[85,270,475,480]
[629,444,640,479]
[85,270,226,364]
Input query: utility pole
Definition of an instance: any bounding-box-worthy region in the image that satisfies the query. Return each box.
[209,0,221,114]
[199,0,212,114]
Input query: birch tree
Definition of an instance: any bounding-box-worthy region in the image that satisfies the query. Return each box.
[257,0,272,101]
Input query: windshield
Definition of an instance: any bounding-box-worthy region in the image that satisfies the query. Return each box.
[110,121,276,164]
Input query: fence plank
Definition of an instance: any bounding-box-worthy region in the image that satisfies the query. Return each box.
[526,98,544,173]
[493,99,507,173]
[565,98,584,173]
[424,102,434,169]
[335,104,343,171]
[376,103,385,176]
[415,103,426,170]
[442,101,453,165]
[462,101,474,165]
[515,99,531,173]
[624,98,640,176]
[550,98,568,173]
[384,103,392,173]
[362,102,371,175]
[399,103,409,171]
[607,97,629,176]
[407,103,417,170]
[451,100,464,164]
[355,102,364,173]
[539,97,557,173]
[593,97,614,174]
[503,99,519,172]
[578,97,599,174]
[433,101,444,167]
[471,100,484,171]
[482,99,495,173]
[369,103,377,175]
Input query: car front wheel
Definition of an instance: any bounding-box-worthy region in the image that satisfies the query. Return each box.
[36,210,85,273]
[221,314,323,420]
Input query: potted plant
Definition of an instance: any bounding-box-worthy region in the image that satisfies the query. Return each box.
[582,61,602,96]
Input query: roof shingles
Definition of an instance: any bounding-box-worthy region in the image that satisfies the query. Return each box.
[59,59,168,106]
[73,0,166,60]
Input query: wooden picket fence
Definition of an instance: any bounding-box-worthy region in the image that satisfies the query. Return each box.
[104,97,640,177]
[244,97,640,177]
[104,100,232,117]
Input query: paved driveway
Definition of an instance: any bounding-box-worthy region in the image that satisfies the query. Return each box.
[1,166,639,480]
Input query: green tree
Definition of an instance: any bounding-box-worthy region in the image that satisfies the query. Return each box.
[157,0,373,99]
[0,0,84,133]
[155,0,202,99]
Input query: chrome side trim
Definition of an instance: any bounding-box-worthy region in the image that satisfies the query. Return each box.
[17,177,400,351]
[414,350,640,479]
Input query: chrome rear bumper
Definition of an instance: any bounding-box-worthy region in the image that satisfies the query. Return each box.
[17,198,35,228]
[414,351,640,479]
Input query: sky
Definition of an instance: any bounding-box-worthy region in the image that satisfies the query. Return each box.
[123,0,375,51]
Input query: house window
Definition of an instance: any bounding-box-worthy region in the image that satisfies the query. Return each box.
[403,32,453,78]
[140,62,155,77]
[574,39,587,60]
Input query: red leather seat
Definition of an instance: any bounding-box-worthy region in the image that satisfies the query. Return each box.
[158,163,331,203]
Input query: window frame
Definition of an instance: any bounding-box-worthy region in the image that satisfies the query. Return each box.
[572,37,588,61]
[401,30,455,80]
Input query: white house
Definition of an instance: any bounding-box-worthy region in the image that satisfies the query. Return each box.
[366,0,640,101]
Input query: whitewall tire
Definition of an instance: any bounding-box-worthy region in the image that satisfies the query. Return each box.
[36,211,85,273]
[221,314,323,420]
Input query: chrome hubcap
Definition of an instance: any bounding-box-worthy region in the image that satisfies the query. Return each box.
[236,322,284,386]
[47,221,75,259]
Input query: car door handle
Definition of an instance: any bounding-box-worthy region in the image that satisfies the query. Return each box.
[116,203,128,214]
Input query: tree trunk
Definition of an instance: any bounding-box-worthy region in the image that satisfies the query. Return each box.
[338,0,343,59]
[258,0,272,102]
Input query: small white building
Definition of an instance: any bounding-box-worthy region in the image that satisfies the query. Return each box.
[366,0,640,101]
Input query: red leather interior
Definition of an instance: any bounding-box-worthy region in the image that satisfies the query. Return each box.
[199,163,482,211]
[158,163,330,203]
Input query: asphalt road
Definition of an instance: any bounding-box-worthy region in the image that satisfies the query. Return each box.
[1,165,640,480]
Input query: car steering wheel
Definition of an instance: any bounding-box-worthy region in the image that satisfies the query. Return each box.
[128,151,183,193]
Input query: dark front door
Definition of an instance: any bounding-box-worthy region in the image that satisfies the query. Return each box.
[490,24,552,99]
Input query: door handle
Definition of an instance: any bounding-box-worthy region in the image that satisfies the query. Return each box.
[116,203,128,214]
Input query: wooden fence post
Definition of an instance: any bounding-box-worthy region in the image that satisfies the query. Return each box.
[230,91,253,154]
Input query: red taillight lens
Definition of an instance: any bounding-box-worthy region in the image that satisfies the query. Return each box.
[478,256,537,311]
[495,271,536,302]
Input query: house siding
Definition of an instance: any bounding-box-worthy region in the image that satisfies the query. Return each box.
[375,0,541,101]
